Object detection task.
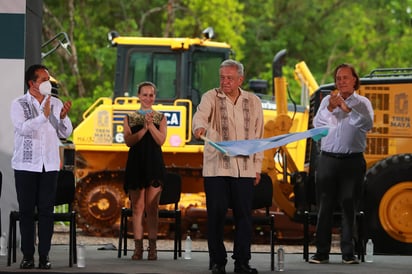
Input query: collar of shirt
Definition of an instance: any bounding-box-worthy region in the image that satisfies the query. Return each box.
[216,88,244,98]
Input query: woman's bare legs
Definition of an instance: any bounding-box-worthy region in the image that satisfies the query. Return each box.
[129,189,145,259]
[145,185,162,238]
[145,185,162,260]
[130,189,146,239]
[129,186,162,260]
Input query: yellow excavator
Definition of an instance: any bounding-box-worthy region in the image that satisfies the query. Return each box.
[70,29,412,254]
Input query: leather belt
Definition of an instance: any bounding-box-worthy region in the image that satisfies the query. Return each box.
[321,151,363,159]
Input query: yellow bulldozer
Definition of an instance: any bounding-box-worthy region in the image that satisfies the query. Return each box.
[69,29,412,255]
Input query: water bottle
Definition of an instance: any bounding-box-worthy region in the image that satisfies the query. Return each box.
[77,244,86,267]
[277,245,285,271]
[0,232,7,256]
[184,232,192,260]
[365,238,374,263]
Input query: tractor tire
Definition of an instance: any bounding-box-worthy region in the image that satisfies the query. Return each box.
[364,153,412,254]
[74,171,127,236]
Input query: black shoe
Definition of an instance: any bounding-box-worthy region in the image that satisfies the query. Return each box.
[211,263,226,274]
[20,257,35,269]
[234,263,258,274]
[342,255,359,264]
[309,253,329,264]
[39,256,52,269]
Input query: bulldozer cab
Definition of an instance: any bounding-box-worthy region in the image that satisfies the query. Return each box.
[108,31,232,108]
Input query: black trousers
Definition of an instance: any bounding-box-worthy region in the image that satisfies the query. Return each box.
[14,169,58,258]
[314,153,365,256]
[204,176,254,267]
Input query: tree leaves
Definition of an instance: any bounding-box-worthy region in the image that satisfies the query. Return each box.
[42,0,412,126]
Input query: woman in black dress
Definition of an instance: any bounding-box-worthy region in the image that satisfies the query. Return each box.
[123,81,167,260]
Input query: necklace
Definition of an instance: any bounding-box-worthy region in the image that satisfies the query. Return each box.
[138,109,152,115]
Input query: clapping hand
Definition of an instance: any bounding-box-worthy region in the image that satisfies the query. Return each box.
[144,112,154,129]
[60,100,72,119]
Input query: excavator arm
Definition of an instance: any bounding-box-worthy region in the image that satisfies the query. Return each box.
[261,49,318,218]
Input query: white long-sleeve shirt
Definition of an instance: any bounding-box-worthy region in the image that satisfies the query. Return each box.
[313,91,374,153]
[10,92,73,172]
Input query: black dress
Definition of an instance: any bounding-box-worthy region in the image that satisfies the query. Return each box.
[124,110,166,193]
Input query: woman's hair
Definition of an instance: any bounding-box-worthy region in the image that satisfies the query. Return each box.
[137,81,157,94]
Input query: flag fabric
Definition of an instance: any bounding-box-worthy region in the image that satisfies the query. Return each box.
[203,127,329,157]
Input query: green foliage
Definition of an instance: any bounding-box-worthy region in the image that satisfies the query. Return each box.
[173,0,245,59]
[42,0,412,125]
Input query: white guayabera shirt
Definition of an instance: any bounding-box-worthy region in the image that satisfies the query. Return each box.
[10,91,73,172]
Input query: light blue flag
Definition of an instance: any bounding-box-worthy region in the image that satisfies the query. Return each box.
[203,127,329,157]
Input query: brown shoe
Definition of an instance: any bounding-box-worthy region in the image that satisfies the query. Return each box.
[148,238,157,260]
[132,239,143,260]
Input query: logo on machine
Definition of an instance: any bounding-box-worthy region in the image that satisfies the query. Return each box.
[162,111,181,127]
[391,92,410,129]
[112,110,182,144]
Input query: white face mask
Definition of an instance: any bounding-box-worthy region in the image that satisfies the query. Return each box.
[39,81,52,95]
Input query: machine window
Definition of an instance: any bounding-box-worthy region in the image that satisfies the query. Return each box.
[127,52,177,99]
[192,52,226,97]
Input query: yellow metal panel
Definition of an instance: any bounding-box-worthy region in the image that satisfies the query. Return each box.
[112,36,231,50]
[74,98,194,151]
